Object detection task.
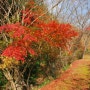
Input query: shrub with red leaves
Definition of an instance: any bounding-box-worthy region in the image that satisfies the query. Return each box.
[35,21,78,48]
[0,5,78,62]
[2,46,27,61]
[0,21,78,61]
[0,23,37,61]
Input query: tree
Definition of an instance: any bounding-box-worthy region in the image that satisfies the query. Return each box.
[45,0,90,59]
[0,0,78,89]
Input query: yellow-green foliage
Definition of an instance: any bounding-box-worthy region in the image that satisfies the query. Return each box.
[0,56,19,69]
[40,60,90,90]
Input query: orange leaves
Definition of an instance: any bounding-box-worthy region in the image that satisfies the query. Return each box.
[0,23,26,38]
[2,46,27,61]
[1,45,36,61]
[28,48,36,56]
[38,21,78,48]
[0,20,78,61]
[23,34,37,42]
[0,23,38,61]
[0,0,78,62]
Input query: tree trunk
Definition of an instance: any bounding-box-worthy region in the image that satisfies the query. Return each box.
[3,69,23,90]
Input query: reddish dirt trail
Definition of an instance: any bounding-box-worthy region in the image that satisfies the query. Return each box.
[40,59,90,90]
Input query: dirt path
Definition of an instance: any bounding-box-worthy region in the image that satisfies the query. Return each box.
[40,59,90,90]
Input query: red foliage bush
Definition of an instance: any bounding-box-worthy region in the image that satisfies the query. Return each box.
[0,23,37,61]
[37,21,78,48]
[2,46,27,61]
[0,6,78,62]
[0,21,78,61]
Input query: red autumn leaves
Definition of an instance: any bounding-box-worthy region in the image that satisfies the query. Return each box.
[0,21,78,61]
[2,46,27,61]
[38,21,78,48]
[0,14,78,61]
[0,23,37,61]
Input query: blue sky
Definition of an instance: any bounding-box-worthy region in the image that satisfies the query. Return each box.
[44,0,90,28]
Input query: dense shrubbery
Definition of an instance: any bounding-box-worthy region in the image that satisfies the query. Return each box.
[0,0,83,90]
[0,70,7,87]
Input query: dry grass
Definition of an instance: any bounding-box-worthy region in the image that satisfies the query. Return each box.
[83,54,90,59]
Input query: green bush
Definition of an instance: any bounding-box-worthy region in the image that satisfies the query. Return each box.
[0,70,7,87]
